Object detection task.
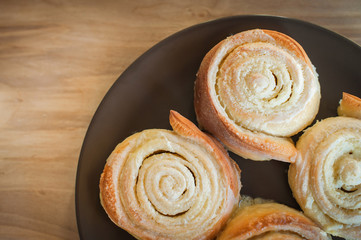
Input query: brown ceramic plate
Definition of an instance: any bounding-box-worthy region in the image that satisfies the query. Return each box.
[75,15,361,240]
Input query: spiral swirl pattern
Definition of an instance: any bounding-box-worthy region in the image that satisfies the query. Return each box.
[100,111,241,240]
[216,41,317,136]
[195,29,320,162]
[217,201,330,240]
[289,117,361,239]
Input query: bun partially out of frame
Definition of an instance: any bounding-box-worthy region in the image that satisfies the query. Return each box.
[289,105,361,239]
[217,197,330,240]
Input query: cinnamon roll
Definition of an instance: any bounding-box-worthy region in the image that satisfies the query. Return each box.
[288,116,361,239]
[99,110,241,240]
[194,29,320,162]
[217,197,330,240]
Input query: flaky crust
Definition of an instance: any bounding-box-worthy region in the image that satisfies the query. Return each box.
[194,29,320,162]
[288,117,361,239]
[99,110,241,240]
[338,92,361,119]
[217,200,330,240]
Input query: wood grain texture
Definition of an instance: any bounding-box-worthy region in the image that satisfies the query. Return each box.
[0,0,360,239]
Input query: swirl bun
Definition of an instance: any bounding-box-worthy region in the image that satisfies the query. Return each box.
[99,110,241,240]
[288,116,361,239]
[194,29,320,162]
[217,198,330,240]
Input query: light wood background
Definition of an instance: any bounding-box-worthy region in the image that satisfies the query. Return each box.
[0,0,360,239]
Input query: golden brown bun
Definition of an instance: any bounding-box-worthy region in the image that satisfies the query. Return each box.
[288,116,361,239]
[338,92,361,119]
[194,29,320,162]
[99,110,241,240]
[217,198,330,240]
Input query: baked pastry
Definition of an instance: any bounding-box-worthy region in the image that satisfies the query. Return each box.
[217,196,330,239]
[288,116,361,239]
[194,29,320,162]
[99,110,241,240]
[338,92,361,119]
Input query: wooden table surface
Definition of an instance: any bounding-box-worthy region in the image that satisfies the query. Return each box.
[1,0,360,239]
